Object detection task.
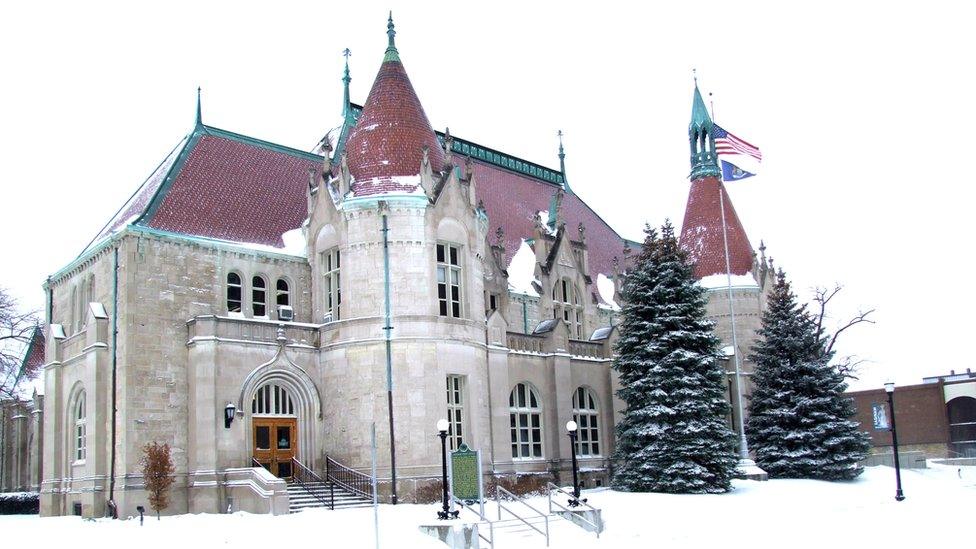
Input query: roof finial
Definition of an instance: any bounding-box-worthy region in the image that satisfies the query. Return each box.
[384,12,400,61]
[557,130,572,194]
[342,48,352,116]
[693,67,698,86]
[709,91,715,121]
[195,86,202,127]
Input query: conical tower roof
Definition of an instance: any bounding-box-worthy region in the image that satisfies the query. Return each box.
[679,175,755,279]
[343,15,444,196]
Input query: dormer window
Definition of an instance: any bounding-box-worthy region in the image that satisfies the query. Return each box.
[553,277,583,339]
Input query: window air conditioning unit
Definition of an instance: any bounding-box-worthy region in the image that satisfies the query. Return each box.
[277,305,294,322]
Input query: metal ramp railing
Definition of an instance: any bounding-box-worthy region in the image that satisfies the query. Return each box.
[450,495,495,548]
[546,482,602,537]
[495,486,549,547]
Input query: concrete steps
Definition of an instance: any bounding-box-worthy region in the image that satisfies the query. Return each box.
[286,481,372,513]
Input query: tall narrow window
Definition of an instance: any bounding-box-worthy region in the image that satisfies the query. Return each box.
[446,375,465,451]
[509,383,543,459]
[252,276,267,317]
[553,278,583,339]
[437,243,462,318]
[572,387,600,457]
[74,391,87,462]
[323,249,341,321]
[276,279,290,307]
[227,273,242,313]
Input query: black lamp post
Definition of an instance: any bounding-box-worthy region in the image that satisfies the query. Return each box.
[566,420,581,507]
[436,419,457,519]
[884,382,905,501]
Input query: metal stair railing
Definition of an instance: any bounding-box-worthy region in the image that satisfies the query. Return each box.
[546,482,601,537]
[292,458,334,510]
[450,494,494,548]
[495,486,549,547]
[325,455,374,501]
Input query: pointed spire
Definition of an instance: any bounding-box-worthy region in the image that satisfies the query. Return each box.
[689,72,720,179]
[343,16,444,195]
[195,86,203,127]
[342,48,352,120]
[385,12,400,62]
[557,130,573,194]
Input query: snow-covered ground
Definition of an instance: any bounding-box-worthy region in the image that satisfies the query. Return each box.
[6,464,973,548]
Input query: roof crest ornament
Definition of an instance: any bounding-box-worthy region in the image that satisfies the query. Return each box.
[195,86,202,128]
[384,12,400,62]
[557,130,572,194]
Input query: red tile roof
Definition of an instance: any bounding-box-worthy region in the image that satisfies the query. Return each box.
[475,161,627,285]
[679,175,754,278]
[144,129,319,247]
[21,326,45,379]
[343,57,444,196]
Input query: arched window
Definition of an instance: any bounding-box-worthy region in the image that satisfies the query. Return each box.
[74,391,87,462]
[252,276,268,317]
[252,383,295,416]
[509,383,543,459]
[948,396,976,456]
[276,278,290,307]
[572,387,600,457]
[227,273,243,313]
[553,278,583,339]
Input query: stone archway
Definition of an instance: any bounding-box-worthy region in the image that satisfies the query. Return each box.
[238,337,322,468]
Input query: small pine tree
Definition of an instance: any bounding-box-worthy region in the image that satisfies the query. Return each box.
[141,442,175,519]
[611,222,738,493]
[745,270,870,480]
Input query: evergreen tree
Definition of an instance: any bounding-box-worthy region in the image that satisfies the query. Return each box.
[611,222,738,493]
[745,270,870,480]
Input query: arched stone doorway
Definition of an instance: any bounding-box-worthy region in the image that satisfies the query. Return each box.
[238,339,322,477]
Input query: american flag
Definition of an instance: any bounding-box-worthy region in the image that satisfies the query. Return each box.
[713,124,762,162]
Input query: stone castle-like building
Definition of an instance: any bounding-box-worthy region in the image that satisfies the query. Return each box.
[23,18,775,517]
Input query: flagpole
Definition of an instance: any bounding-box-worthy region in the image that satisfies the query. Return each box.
[717,179,750,461]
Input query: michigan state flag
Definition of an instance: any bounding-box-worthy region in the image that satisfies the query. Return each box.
[721,160,755,181]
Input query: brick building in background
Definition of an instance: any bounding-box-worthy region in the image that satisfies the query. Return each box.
[847,370,976,460]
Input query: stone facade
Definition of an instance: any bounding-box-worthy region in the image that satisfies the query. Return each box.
[35,19,767,518]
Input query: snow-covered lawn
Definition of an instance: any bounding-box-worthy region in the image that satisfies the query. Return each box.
[6,464,972,548]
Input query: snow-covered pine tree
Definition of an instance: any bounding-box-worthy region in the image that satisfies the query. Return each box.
[611,221,738,493]
[745,270,870,480]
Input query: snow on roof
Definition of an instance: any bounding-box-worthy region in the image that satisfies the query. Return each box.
[699,273,759,290]
[507,239,540,297]
[537,210,557,236]
[597,273,620,310]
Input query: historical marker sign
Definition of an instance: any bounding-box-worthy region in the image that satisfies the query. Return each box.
[872,403,890,430]
[450,444,481,502]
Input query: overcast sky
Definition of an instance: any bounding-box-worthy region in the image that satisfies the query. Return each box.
[2,1,973,390]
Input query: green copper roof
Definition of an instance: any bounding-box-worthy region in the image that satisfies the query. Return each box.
[384,12,400,62]
[689,84,713,132]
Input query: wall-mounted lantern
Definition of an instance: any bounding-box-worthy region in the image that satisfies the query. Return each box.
[224,403,237,429]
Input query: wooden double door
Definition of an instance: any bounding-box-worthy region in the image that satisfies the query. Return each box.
[252,417,297,479]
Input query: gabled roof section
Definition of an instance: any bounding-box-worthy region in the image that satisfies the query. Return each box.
[84,124,321,254]
[679,175,754,278]
[473,159,628,287]
[343,19,444,196]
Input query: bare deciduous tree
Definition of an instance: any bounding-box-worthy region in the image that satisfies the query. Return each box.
[141,442,175,520]
[813,284,875,380]
[0,287,40,399]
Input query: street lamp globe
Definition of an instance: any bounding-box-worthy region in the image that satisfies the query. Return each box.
[566,420,578,432]
[436,418,449,433]
[884,382,895,394]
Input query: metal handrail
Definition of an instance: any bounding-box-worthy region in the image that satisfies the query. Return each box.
[451,495,494,548]
[546,482,600,537]
[292,458,334,510]
[495,486,549,546]
[325,455,374,501]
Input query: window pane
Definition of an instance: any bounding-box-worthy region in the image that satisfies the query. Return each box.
[256,426,270,450]
[449,246,458,266]
[277,426,291,449]
[436,244,445,263]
